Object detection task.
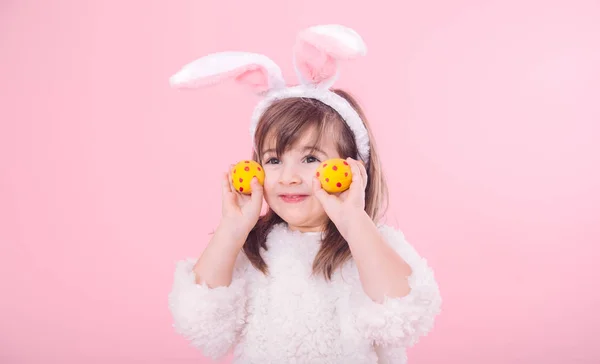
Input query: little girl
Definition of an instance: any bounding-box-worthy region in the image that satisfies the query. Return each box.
[168,25,442,363]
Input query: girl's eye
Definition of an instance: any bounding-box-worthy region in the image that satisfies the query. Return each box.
[304,155,320,163]
[264,157,280,164]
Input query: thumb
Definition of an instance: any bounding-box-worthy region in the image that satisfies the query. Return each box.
[312,177,333,206]
[250,177,264,206]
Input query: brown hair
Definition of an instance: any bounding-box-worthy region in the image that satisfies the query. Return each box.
[243,89,388,280]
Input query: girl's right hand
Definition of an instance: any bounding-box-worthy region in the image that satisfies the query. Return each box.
[219,166,264,242]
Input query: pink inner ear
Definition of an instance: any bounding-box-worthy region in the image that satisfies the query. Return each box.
[294,41,337,84]
[234,65,271,93]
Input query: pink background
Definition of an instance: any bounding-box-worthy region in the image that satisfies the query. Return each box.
[1,0,599,363]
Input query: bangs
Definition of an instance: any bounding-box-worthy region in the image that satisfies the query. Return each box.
[254,98,343,162]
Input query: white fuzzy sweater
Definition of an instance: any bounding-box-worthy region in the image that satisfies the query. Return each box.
[168,223,442,363]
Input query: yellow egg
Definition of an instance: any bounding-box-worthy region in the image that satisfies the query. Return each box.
[315,158,352,193]
[231,160,265,194]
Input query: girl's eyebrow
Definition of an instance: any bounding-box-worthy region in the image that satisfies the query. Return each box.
[261,146,327,155]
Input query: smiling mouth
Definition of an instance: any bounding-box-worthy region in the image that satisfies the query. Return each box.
[279,195,309,203]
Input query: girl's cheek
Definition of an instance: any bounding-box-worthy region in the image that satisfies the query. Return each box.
[263,172,276,188]
[304,163,320,174]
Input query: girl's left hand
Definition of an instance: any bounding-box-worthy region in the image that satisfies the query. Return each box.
[312,157,368,226]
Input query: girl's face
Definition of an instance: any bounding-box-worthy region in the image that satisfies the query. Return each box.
[261,129,340,232]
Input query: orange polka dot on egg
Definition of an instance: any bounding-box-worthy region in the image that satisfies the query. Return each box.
[231,160,265,195]
[315,158,352,193]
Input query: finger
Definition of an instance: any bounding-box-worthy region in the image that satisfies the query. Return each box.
[352,158,367,187]
[312,176,335,205]
[221,172,236,207]
[249,177,264,205]
[347,158,364,190]
[222,171,232,194]
[228,165,240,195]
[357,159,368,189]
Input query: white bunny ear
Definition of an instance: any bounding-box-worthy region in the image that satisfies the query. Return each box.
[170,52,286,94]
[293,24,367,88]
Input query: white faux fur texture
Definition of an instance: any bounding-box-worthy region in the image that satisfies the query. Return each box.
[169,51,286,91]
[168,223,441,363]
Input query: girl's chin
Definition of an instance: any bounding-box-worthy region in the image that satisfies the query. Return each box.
[276,212,327,229]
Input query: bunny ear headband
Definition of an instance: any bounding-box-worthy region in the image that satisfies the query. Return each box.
[169,24,370,163]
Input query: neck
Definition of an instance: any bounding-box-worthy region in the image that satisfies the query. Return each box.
[286,222,327,233]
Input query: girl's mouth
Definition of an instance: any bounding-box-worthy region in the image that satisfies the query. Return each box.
[279,194,309,203]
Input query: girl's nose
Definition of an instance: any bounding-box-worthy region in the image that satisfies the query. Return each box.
[278,164,302,185]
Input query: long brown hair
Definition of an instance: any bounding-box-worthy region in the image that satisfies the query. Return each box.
[243,89,388,280]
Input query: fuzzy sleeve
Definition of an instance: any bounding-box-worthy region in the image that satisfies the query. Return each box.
[350,224,442,348]
[167,251,249,360]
